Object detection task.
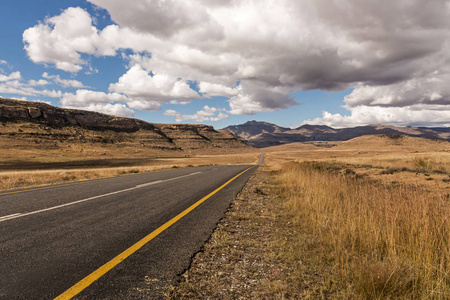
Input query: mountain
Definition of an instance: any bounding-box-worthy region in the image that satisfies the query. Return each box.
[224,120,290,139]
[223,120,450,148]
[0,98,250,157]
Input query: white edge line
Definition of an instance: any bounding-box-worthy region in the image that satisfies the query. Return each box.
[0,213,22,221]
[135,180,163,188]
[0,171,202,223]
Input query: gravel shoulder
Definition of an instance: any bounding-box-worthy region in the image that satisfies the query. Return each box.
[169,167,333,299]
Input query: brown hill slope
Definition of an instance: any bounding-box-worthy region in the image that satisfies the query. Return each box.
[0,98,251,166]
[336,134,450,152]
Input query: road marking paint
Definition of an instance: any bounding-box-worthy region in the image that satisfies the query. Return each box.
[134,172,201,188]
[0,171,202,223]
[160,171,202,183]
[0,213,22,221]
[54,165,255,300]
[134,180,162,188]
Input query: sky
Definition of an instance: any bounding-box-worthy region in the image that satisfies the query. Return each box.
[1,0,450,129]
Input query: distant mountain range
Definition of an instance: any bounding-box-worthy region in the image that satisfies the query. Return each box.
[224,121,450,148]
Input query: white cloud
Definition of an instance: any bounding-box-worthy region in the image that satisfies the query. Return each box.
[210,112,229,122]
[23,7,97,72]
[127,99,161,111]
[164,105,229,123]
[169,99,191,105]
[109,64,199,102]
[28,79,50,86]
[61,89,130,106]
[60,88,163,116]
[42,72,85,88]
[303,105,450,128]
[302,73,450,127]
[60,89,135,117]
[22,1,450,123]
[344,74,450,108]
[0,71,21,82]
[0,71,62,98]
[41,90,62,98]
[23,7,162,73]
[163,109,179,117]
[76,103,135,118]
[198,82,239,97]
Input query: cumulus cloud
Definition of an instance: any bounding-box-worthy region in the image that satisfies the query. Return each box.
[28,79,50,86]
[42,73,85,88]
[61,89,129,105]
[305,72,450,127]
[164,105,228,123]
[344,74,450,108]
[303,105,450,128]
[78,103,135,118]
[0,71,21,82]
[23,7,98,72]
[198,82,239,98]
[60,89,135,117]
[109,64,199,102]
[23,7,162,73]
[127,99,161,111]
[229,82,296,115]
[22,1,450,125]
[0,71,62,98]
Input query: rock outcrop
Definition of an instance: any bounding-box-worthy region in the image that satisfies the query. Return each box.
[0,98,250,152]
[0,98,159,132]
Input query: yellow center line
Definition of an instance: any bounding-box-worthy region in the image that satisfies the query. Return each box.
[54,165,255,300]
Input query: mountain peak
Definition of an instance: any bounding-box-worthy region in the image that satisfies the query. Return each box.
[296,124,334,130]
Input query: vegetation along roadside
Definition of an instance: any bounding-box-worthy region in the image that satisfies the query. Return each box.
[169,159,450,299]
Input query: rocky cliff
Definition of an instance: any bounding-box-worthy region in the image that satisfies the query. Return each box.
[0,98,250,153]
[0,98,162,132]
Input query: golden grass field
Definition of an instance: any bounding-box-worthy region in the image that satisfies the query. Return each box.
[265,135,450,298]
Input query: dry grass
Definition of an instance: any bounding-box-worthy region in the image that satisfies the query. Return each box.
[266,135,450,174]
[0,153,260,191]
[275,161,450,299]
[166,135,450,298]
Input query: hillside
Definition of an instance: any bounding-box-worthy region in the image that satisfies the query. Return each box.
[335,134,450,152]
[224,121,450,147]
[0,98,251,166]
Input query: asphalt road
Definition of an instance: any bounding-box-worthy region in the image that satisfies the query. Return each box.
[0,163,258,299]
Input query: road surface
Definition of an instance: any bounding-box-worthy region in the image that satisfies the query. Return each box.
[0,163,259,299]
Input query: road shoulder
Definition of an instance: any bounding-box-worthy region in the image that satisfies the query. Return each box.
[168,167,331,299]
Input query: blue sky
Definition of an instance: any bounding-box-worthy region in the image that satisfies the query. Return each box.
[1,0,449,128]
